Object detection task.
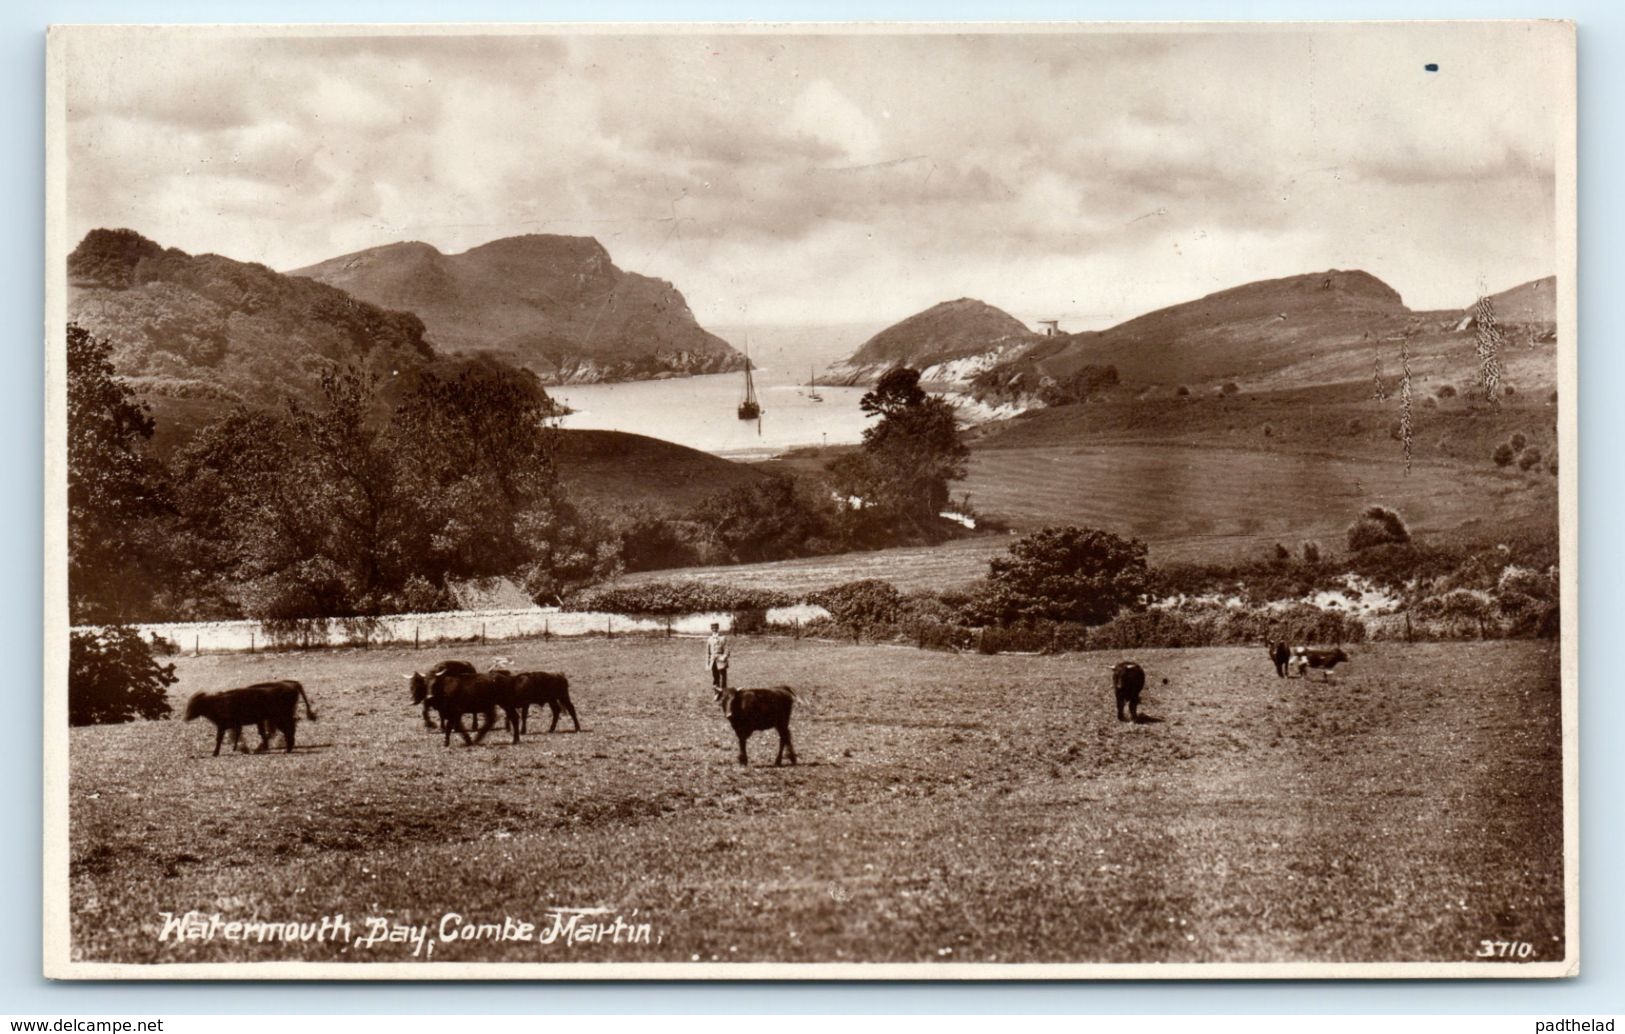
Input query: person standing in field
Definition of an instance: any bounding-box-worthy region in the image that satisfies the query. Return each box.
[706,621,730,690]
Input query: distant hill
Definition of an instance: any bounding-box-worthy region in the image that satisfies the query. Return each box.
[1456,276,1557,330]
[824,298,1041,387]
[68,228,436,406]
[971,269,1559,401]
[290,235,743,384]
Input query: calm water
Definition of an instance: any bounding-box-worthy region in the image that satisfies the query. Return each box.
[553,322,885,459]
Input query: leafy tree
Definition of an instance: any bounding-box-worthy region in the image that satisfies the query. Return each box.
[975,526,1149,625]
[841,366,969,532]
[66,323,169,623]
[1519,447,1543,472]
[69,625,176,726]
[1493,442,1516,467]
[690,475,828,564]
[1347,505,1411,552]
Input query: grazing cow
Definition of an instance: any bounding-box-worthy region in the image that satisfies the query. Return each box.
[1296,647,1350,681]
[411,670,520,746]
[715,686,796,767]
[1112,661,1147,722]
[506,671,579,734]
[418,660,477,729]
[1265,639,1292,678]
[184,681,317,756]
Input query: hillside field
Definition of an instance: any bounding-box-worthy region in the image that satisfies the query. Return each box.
[68,637,1564,968]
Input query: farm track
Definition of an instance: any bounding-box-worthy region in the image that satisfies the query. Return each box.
[67,637,1564,967]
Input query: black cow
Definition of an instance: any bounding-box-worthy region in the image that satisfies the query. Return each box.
[417,660,477,729]
[1112,661,1146,722]
[411,670,520,746]
[184,681,317,756]
[715,686,796,766]
[1265,639,1292,678]
[507,671,579,734]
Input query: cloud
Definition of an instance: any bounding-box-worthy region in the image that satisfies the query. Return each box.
[61,24,1568,325]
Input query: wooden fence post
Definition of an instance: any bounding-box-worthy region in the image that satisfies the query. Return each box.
[249,632,254,655]
[415,626,420,650]
[544,619,550,641]
[194,634,199,657]
[481,622,487,645]
[607,616,614,640]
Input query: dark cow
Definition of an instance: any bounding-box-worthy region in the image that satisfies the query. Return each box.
[419,660,477,729]
[715,686,796,767]
[1112,661,1146,722]
[1265,639,1292,678]
[411,670,520,746]
[1295,647,1350,681]
[507,671,579,734]
[184,681,317,756]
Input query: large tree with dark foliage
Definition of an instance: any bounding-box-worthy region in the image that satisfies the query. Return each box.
[832,366,969,537]
[69,625,176,726]
[976,525,1150,626]
[66,322,169,623]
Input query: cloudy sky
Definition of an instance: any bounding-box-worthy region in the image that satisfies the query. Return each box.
[60,23,1569,330]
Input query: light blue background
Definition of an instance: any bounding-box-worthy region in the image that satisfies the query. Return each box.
[7,0,1616,1015]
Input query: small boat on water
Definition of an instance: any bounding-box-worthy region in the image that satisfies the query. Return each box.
[808,365,824,402]
[737,339,761,421]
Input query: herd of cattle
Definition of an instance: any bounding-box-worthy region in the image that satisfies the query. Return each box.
[179,638,1348,764]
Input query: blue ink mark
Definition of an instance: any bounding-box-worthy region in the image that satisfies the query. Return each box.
[1425,63,1439,72]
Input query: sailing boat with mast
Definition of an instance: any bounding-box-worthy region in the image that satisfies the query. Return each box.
[807,364,824,402]
[737,337,761,421]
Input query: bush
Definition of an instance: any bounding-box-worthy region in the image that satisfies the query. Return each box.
[1519,447,1543,471]
[1301,541,1322,565]
[1347,506,1411,552]
[1493,443,1515,467]
[69,624,177,726]
[1262,423,1274,438]
[1222,382,1240,396]
[1511,432,1527,451]
[568,581,793,615]
[975,526,1149,626]
[1175,385,1191,397]
[807,579,904,629]
[1436,384,1457,399]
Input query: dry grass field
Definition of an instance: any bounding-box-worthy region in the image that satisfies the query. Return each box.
[67,636,1564,969]
[958,442,1557,564]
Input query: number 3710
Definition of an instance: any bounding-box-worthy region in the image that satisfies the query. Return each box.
[1476,939,1535,959]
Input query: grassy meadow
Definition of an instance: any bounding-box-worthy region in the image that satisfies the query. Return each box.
[68,636,1564,968]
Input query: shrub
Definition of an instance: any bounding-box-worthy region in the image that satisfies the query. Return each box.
[568,581,793,615]
[1511,432,1527,451]
[1504,384,1517,397]
[1347,506,1411,552]
[1493,443,1515,467]
[1262,423,1274,438]
[1222,382,1240,396]
[69,624,177,726]
[1519,447,1542,471]
[1435,384,1457,399]
[1300,541,1322,565]
[1273,543,1292,562]
[807,579,905,629]
[976,526,1149,626]
[1175,385,1191,397]
[1346,418,1362,434]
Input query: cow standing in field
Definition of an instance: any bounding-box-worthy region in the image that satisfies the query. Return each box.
[1265,639,1292,678]
[418,659,476,729]
[506,671,580,734]
[716,686,797,766]
[184,681,317,756]
[1112,661,1147,722]
[411,669,520,747]
[1295,647,1350,681]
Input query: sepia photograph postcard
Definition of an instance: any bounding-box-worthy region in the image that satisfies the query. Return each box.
[42,20,1577,980]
